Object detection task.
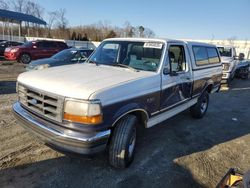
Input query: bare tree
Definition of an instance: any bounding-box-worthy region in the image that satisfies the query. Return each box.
[25,1,44,18]
[143,28,155,38]
[105,30,117,39]
[123,21,134,37]
[12,0,26,12]
[67,21,156,41]
[47,11,57,37]
[0,0,9,9]
[0,0,10,40]
[56,8,68,30]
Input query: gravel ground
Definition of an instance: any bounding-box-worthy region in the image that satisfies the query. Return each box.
[0,63,250,188]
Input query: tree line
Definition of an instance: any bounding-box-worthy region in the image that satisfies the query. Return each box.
[0,0,155,41]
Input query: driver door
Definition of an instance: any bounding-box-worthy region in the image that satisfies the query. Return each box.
[160,43,192,110]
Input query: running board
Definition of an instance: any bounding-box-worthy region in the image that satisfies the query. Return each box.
[147,98,198,128]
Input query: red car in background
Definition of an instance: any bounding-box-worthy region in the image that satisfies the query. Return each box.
[4,40,68,64]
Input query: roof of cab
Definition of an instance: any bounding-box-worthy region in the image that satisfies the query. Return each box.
[103,37,217,47]
[104,37,180,43]
[185,41,217,48]
[216,45,234,48]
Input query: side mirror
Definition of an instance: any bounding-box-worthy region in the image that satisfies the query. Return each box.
[163,67,170,75]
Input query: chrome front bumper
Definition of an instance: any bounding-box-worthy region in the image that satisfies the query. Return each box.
[13,102,110,154]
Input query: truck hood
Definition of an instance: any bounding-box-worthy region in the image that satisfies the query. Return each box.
[17,63,152,99]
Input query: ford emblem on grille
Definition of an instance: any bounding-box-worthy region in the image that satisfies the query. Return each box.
[30,99,38,105]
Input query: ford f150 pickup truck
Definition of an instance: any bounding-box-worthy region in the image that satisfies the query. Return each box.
[13,38,222,168]
[217,45,238,83]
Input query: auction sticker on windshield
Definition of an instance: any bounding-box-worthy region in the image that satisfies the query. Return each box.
[144,42,163,49]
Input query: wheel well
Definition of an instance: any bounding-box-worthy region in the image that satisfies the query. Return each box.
[206,84,213,93]
[112,110,148,129]
[130,110,148,128]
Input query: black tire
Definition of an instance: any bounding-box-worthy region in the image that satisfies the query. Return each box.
[230,72,235,81]
[190,91,209,119]
[19,53,31,64]
[109,114,137,168]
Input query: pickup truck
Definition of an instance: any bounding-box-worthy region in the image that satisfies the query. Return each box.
[13,38,222,168]
[217,45,238,83]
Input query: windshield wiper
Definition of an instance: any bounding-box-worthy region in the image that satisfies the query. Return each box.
[114,63,139,72]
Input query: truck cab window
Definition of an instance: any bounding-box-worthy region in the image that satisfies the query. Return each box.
[193,46,209,66]
[168,45,186,72]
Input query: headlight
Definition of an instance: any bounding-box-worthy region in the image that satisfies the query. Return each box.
[222,63,230,71]
[35,64,50,70]
[63,99,103,124]
[10,48,19,53]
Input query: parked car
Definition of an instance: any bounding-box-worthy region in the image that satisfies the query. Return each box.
[13,38,222,168]
[26,48,94,71]
[217,45,238,83]
[4,40,68,64]
[0,41,23,56]
[235,57,250,79]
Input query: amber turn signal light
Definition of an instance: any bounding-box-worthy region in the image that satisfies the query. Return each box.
[64,113,103,124]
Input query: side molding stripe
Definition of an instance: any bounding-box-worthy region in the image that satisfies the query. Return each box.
[147,98,198,128]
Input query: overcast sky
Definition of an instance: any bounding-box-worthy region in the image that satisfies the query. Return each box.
[36,0,250,40]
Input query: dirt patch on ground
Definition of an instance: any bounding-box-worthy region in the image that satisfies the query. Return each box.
[0,63,250,188]
[0,62,25,81]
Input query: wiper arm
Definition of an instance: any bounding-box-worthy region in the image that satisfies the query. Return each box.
[114,63,139,72]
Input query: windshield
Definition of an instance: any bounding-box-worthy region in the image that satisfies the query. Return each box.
[218,47,232,57]
[52,49,79,60]
[87,41,164,72]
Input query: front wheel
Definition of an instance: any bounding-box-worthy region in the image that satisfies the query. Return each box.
[190,91,209,119]
[19,53,31,64]
[109,114,137,168]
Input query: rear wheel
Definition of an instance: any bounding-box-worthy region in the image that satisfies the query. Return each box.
[19,53,31,64]
[109,114,137,168]
[190,91,209,119]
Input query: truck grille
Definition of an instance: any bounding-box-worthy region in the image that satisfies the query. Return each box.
[18,84,64,122]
